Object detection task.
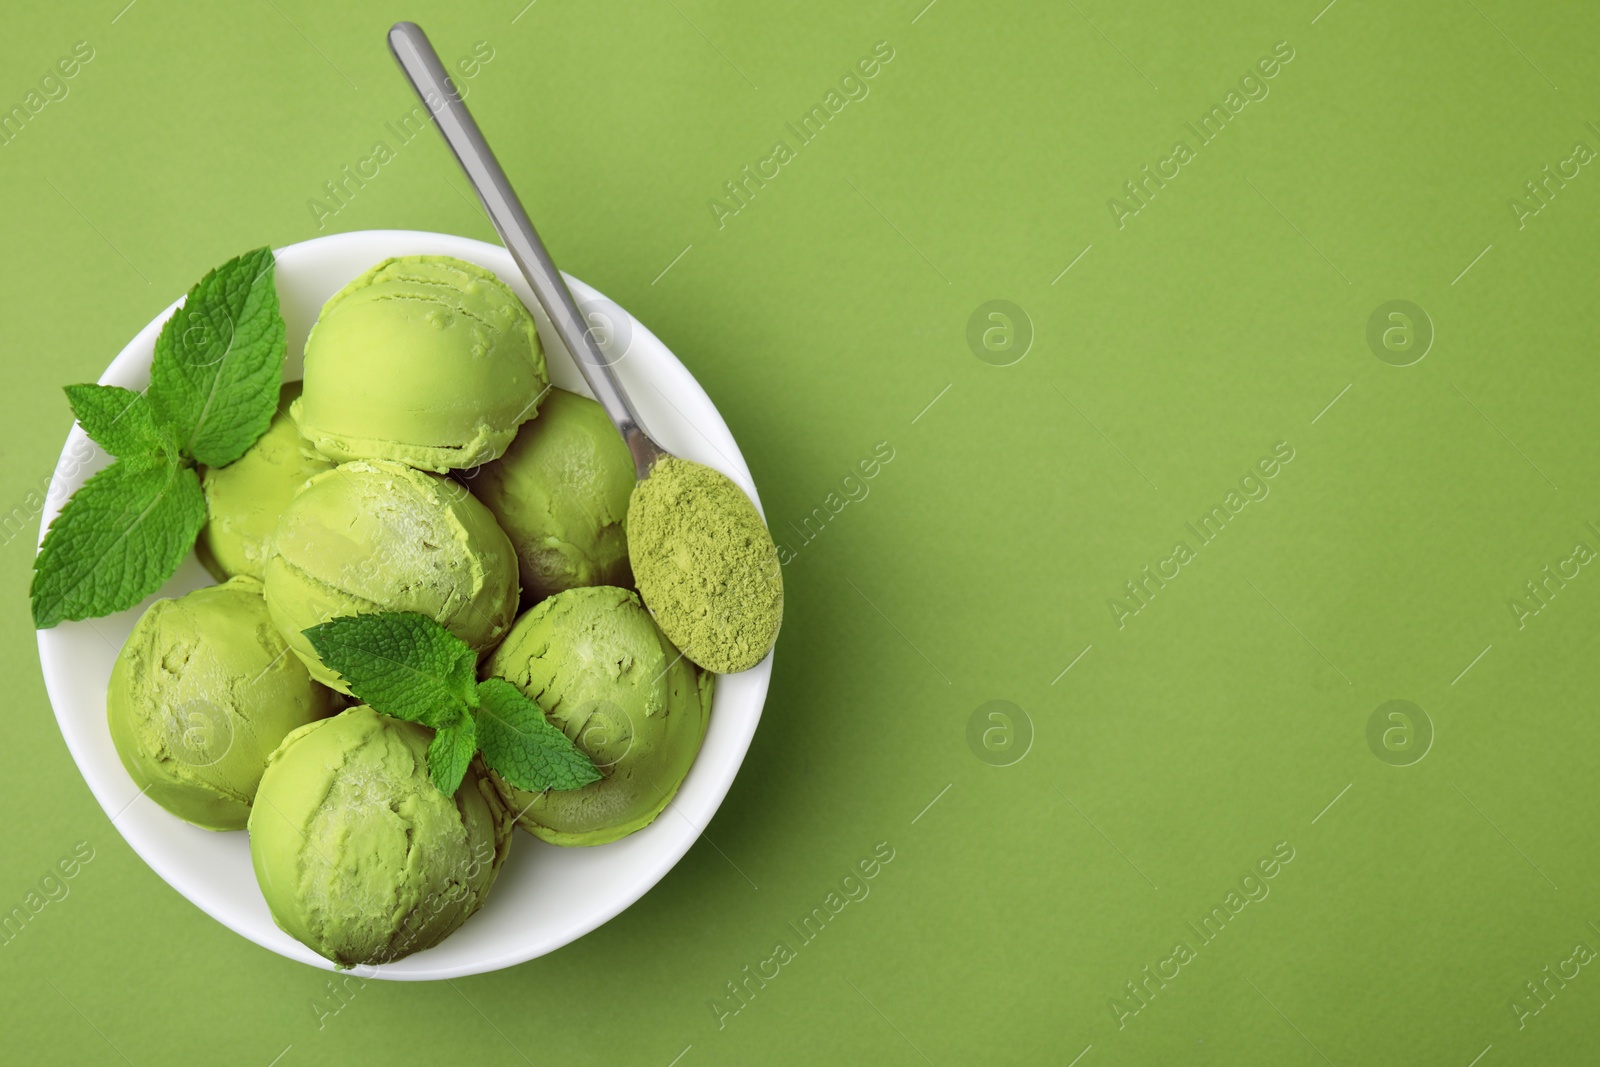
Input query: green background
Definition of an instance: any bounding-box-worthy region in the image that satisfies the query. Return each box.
[3,0,1599,1063]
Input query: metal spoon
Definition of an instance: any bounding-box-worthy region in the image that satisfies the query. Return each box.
[387,21,666,480]
[387,22,782,673]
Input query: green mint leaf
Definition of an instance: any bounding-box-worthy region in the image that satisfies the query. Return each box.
[427,717,477,796]
[147,247,285,467]
[64,384,167,459]
[475,677,602,793]
[31,458,205,628]
[301,612,478,727]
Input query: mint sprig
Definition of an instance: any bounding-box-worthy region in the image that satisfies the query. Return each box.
[32,248,285,629]
[303,612,602,797]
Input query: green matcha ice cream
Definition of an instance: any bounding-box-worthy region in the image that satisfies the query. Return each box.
[294,256,547,472]
[249,707,512,967]
[107,577,335,831]
[470,388,633,603]
[629,456,783,673]
[198,381,331,581]
[264,460,518,692]
[485,586,712,846]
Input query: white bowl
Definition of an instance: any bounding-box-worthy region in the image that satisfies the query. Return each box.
[35,230,772,980]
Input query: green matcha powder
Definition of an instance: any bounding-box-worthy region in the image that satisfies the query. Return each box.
[627,456,783,673]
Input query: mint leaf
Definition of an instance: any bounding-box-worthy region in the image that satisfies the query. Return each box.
[428,717,477,796]
[298,613,599,795]
[31,459,205,628]
[147,247,285,467]
[65,384,167,459]
[32,249,288,629]
[301,612,478,727]
[475,677,602,793]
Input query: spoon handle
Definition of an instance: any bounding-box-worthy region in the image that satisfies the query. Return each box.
[387,21,665,478]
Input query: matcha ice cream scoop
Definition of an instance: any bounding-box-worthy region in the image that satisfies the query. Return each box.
[294,255,548,472]
[198,381,331,581]
[107,576,335,831]
[470,387,633,603]
[485,586,711,846]
[249,707,512,967]
[264,459,518,692]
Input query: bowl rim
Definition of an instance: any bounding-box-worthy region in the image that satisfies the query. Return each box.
[34,229,773,979]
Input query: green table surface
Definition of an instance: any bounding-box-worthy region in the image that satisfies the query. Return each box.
[4,1,1599,1063]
